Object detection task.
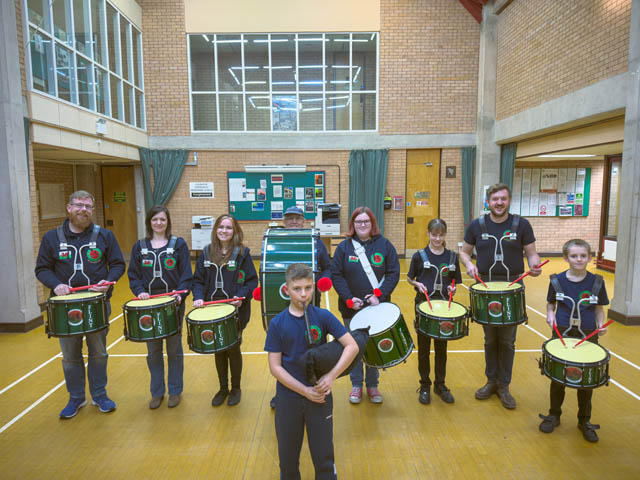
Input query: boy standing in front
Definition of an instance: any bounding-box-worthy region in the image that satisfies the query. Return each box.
[265,263,358,479]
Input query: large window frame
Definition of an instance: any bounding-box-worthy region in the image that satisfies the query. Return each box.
[188,32,378,132]
[24,0,145,130]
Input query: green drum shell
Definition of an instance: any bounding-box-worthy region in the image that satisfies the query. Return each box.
[416,302,469,340]
[186,307,240,354]
[260,228,318,331]
[46,293,107,337]
[540,339,610,389]
[123,298,179,342]
[470,283,527,326]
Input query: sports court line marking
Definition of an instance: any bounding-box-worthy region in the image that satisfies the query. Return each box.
[0,313,124,396]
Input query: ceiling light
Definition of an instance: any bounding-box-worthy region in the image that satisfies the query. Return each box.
[538,154,597,158]
[245,165,307,173]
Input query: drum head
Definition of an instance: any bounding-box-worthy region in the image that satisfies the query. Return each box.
[189,304,236,321]
[126,297,175,308]
[418,300,467,318]
[471,281,521,292]
[350,303,400,335]
[545,337,608,363]
[50,292,103,301]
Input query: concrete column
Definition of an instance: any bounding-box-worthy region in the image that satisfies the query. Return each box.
[609,0,640,326]
[474,0,501,215]
[0,0,42,330]
[134,165,146,238]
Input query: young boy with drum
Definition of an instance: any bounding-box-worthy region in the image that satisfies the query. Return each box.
[193,214,257,407]
[539,239,609,443]
[407,219,462,405]
[265,263,358,479]
[128,206,193,409]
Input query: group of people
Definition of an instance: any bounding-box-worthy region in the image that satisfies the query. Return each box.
[35,183,610,479]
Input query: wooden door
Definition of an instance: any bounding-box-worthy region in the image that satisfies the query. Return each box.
[101,166,137,256]
[405,150,441,255]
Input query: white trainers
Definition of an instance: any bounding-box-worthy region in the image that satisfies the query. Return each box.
[349,386,362,404]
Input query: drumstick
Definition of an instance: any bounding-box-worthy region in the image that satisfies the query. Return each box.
[573,320,614,348]
[507,260,550,286]
[200,297,246,307]
[69,281,116,292]
[131,290,188,301]
[552,322,566,347]
[448,279,455,310]
[421,286,433,311]
[474,275,488,288]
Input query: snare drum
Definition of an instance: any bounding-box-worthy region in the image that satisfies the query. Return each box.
[469,281,527,326]
[349,303,414,369]
[260,228,318,331]
[416,300,469,340]
[186,304,240,354]
[46,292,107,337]
[123,296,179,342]
[539,337,610,389]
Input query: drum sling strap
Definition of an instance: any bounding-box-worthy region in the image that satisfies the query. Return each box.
[478,214,520,237]
[351,239,384,291]
[479,214,520,281]
[140,236,178,293]
[419,249,456,295]
[57,224,101,286]
[550,273,603,329]
[202,244,240,299]
[57,224,100,248]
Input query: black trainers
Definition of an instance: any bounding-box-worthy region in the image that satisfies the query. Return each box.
[578,421,600,443]
[538,414,560,433]
[227,388,241,406]
[418,386,431,405]
[211,389,229,407]
[270,396,276,409]
[434,385,454,403]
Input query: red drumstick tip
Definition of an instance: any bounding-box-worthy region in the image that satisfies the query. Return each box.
[317,277,333,292]
[346,299,354,309]
[373,288,382,297]
[252,287,262,301]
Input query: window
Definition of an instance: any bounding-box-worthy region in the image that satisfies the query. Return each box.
[26,0,145,129]
[188,32,378,132]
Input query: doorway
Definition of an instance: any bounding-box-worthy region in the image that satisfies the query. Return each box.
[101,166,137,256]
[597,155,621,272]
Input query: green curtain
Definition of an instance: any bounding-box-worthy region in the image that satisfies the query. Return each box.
[461,146,476,227]
[500,142,517,191]
[349,149,388,235]
[139,148,189,211]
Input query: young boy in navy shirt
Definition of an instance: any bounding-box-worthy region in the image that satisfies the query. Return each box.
[265,263,358,479]
[539,239,609,443]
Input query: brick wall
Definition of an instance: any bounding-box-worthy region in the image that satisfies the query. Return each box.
[496,0,631,120]
[440,148,464,248]
[140,0,190,136]
[515,160,604,254]
[385,150,406,252]
[379,0,480,134]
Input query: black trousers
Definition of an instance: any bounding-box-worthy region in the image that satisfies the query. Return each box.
[417,333,447,387]
[548,328,598,423]
[275,393,336,480]
[214,343,242,390]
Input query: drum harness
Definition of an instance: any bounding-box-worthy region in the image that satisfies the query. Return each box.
[202,244,240,301]
[418,248,456,297]
[57,224,100,286]
[479,214,520,282]
[140,236,178,293]
[550,273,604,337]
[351,239,384,302]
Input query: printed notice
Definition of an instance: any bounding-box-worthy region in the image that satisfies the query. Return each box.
[190,182,214,199]
[229,178,246,201]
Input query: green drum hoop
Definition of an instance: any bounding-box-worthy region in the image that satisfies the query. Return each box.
[260,228,318,331]
[539,337,610,389]
[186,304,239,354]
[123,296,179,342]
[469,281,527,326]
[46,292,107,337]
[350,303,414,370]
[416,300,469,340]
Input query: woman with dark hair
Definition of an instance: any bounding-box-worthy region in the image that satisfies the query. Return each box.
[192,214,258,406]
[128,205,193,409]
[330,206,400,405]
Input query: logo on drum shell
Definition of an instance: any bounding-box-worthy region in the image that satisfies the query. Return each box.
[439,263,449,274]
[139,315,154,332]
[279,283,290,300]
[565,366,583,384]
[310,325,322,343]
[237,270,245,283]
[378,338,394,353]
[371,253,384,266]
[201,329,215,345]
[163,257,176,270]
[86,248,103,263]
[67,309,84,326]
[488,301,503,317]
[439,321,454,336]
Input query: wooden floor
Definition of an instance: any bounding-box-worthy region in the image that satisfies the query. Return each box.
[1,257,639,479]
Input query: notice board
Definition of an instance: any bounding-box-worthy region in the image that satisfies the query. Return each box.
[227,171,325,221]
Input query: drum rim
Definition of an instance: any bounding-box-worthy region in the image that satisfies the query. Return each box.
[351,303,402,335]
[186,306,237,322]
[123,296,177,310]
[470,282,524,294]
[417,301,468,321]
[541,338,610,367]
[48,292,105,302]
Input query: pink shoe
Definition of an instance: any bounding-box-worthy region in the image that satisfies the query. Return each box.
[367,387,383,404]
[349,387,362,404]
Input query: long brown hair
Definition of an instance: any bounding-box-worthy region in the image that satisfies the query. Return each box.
[346,206,381,238]
[209,214,245,265]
